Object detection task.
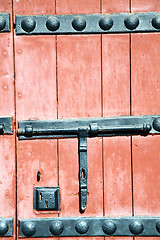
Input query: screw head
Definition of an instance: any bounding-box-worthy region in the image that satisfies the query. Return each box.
[46,17,60,31]
[99,16,113,30]
[21,17,36,33]
[156,221,160,233]
[0,16,6,31]
[102,220,117,235]
[22,221,36,237]
[129,220,144,235]
[50,220,64,236]
[152,15,160,29]
[0,221,9,236]
[124,15,139,30]
[72,16,86,31]
[75,220,89,234]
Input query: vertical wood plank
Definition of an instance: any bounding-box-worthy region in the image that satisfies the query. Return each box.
[131,2,160,240]
[56,2,103,240]
[0,1,15,240]
[57,37,103,215]
[102,0,129,13]
[14,1,58,232]
[131,0,160,12]
[131,29,160,213]
[56,0,100,14]
[102,1,132,240]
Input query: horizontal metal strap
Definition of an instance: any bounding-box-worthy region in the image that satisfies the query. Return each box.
[0,218,13,237]
[0,13,10,33]
[16,12,160,35]
[17,115,160,140]
[19,217,160,237]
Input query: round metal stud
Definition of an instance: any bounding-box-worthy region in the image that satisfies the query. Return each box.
[50,220,64,236]
[46,16,60,31]
[152,15,160,29]
[22,221,36,237]
[143,123,152,133]
[102,220,117,235]
[129,220,144,235]
[99,16,113,30]
[153,117,160,132]
[124,15,139,30]
[156,221,160,233]
[0,221,9,236]
[0,16,6,31]
[75,220,89,234]
[21,17,36,33]
[72,16,86,31]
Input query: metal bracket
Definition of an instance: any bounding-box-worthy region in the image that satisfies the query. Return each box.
[78,128,88,212]
[17,115,160,212]
[19,217,160,237]
[0,117,12,134]
[0,218,13,237]
[16,12,160,35]
[0,13,10,33]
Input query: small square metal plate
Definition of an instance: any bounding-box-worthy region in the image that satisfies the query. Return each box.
[34,187,60,211]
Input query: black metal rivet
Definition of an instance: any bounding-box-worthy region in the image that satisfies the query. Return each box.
[72,16,86,31]
[99,16,113,30]
[152,15,160,29]
[102,220,117,235]
[129,220,144,235]
[124,15,139,30]
[22,221,36,237]
[0,16,6,31]
[143,123,152,133]
[25,125,33,137]
[156,221,160,233]
[153,117,160,132]
[50,220,64,236]
[46,16,60,31]
[21,17,36,33]
[75,220,89,234]
[0,221,9,236]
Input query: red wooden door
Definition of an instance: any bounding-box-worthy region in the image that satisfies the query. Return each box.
[0,0,160,239]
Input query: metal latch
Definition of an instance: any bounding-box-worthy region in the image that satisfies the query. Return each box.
[17,115,160,212]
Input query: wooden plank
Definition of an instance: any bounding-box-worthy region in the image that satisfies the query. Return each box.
[0,1,15,239]
[131,0,160,12]
[131,33,160,214]
[131,2,160,240]
[56,4,102,240]
[102,35,132,216]
[102,0,129,14]
[14,0,58,229]
[57,35,103,215]
[102,1,131,240]
[56,0,100,14]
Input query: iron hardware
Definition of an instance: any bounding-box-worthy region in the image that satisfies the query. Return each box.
[16,12,160,35]
[0,218,13,237]
[17,115,160,212]
[34,187,60,211]
[0,117,12,134]
[19,217,160,237]
[0,13,10,32]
